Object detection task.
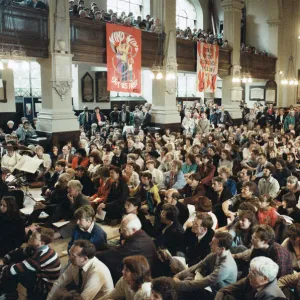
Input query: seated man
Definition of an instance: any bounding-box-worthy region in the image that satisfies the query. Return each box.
[47,240,114,300]
[258,166,280,198]
[0,228,61,300]
[174,232,237,300]
[96,214,158,283]
[234,224,293,278]
[215,256,286,300]
[154,189,189,228]
[68,205,107,251]
[181,213,215,266]
[155,204,185,255]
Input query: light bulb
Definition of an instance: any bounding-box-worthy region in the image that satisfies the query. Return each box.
[289,80,294,85]
[248,77,253,83]
[150,72,155,79]
[8,60,16,69]
[242,77,247,83]
[294,80,299,85]
[156,72,163,80]
[0,61,4,70]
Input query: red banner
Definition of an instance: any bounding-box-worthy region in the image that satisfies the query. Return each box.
[106,23,142,93]
[197,42,219,93]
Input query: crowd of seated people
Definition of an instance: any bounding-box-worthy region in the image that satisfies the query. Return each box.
[1,100,300,299]
[69,0,161,32]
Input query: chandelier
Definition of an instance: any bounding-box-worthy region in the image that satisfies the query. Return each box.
[232,54,252,83]
[0,4,27,70]
[281,56,298,86]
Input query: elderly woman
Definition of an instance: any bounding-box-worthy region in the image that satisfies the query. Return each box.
[181,112,195,135]
[162,160,186,190]
[5,120,15,134]
[33,145,52,182]
[103,255,152,300]
[1,145,22,174]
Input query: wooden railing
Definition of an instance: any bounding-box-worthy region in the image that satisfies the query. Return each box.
[0,4,48,58]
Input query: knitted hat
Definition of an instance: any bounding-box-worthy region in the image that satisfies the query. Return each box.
[196,196,212,212]
[282,192,297,208]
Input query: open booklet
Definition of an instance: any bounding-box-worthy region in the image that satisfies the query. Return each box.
[14,155,43,174]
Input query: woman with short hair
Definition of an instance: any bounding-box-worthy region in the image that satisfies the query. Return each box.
[103,255,152,300]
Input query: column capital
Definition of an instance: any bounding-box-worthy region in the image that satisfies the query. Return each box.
[267,19,282,27]
[221,0,244,12]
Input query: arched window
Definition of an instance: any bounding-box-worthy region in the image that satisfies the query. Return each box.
[176,0,197,30]
[107,0,143,17]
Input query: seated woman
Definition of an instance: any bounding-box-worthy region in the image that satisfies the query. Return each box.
[278,192,300,223]
[32,145,52,183]
[0,196,25,256]
[161,160,186,190]
[75,166,94,196]
[97,167,129,223]
[218,166,237,195]
[195,154,216,187]
[218,149,233,172]
[229,210,257,253]
[89,167,112,208]
[122,162,140,194]
[87,150,102,179]
[257,195,278,227]
[28,173,71,226]
[1,145,22,175]
[71,148,89,169]
[181,153,197,177]
[277,175,300,202]
[282,223,300,272]
[273,158,291,187]
[103,255,151,300]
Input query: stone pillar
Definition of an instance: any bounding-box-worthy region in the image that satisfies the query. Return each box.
[37,0,78,145]
[150,0,181,131]
[151,0,164,25]
[221,0,244,119]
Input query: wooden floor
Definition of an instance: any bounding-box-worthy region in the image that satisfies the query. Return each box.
[18,188,120,299]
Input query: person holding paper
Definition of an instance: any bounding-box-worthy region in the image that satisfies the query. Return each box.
[33,145,51,182]
[1,145,22,174]
[68,205,107,251]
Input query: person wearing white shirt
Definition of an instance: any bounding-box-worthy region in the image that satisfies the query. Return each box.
[1,145,21,174]
[146,160,163,186]
[47,240,114,300]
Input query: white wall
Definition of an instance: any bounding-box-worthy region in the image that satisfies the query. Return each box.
[244,1,269,52]
[0,69,16,113]
[83,0,107,10]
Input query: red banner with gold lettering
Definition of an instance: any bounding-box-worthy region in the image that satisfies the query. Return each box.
[106,23,142,93]
[197,42,219,93]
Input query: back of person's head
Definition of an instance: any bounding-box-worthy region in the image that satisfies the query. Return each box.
[65,168,76,178]
[287,223,300,243]
[126,197,142,209]
[67,180,83,192]
[141,171,153,180]
[239,201,258,213]
[74,205,95,221]
[250,256,279,282]
[73,240,96,259]
[76,148,87,157]
[196,213,213,229]
[253,224,275,243]
[98,166,110,178]
[123,255,151,291]
[56,160,67,168]
[36,227,55,245]
[194,196,212,212]
[162,203,179,221]
[151,277,177,300]
[214,232,233,250]
[123,213,142,231]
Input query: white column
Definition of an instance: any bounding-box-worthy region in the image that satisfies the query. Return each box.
[221,0,244,119]
[37,0,78,133]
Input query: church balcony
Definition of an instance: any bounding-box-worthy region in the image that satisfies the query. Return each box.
[0,4,48,58]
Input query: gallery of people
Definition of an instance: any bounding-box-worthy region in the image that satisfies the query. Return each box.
[2,0,300,299]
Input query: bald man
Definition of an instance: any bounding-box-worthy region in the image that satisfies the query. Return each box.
[96,214,158,283]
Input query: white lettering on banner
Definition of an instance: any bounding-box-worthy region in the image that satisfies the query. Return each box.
[111,77,139,91]
[109,32,139,52]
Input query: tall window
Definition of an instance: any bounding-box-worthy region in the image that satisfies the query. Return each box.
[13,62,41,98]
[108,0,142,17]
[176,0,197,30]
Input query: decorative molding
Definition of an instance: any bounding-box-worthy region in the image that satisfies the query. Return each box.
[53,81,71,101]
[221,0,244,12]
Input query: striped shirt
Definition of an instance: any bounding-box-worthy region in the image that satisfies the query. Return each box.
[3,245,61,292]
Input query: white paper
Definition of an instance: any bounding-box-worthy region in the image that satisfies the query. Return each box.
[5,175,16,183]
[53,221,70,228]
[20,207,34,215]
[34,197,45,202]
[187,204,195,217]
[38,211,49,219]
[14,156,43,174]
[96,210,106,221]
[172,256,187,269]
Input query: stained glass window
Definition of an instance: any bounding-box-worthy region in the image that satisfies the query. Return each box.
[13,62,41,98]
[176,0,197,30]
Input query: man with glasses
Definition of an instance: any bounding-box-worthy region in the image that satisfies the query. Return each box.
[0,228,60,300]
[215,257,286,300]
[47,240,113,300]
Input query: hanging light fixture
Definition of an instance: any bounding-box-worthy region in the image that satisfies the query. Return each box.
[232,65,242,83]
[281,56,298,85]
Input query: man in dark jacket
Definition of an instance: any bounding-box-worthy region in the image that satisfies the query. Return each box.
[111,145,127,168]
[96,214,158,283]
[141,106,151,131]
[110,105,120,125]
[118,104,130,126]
